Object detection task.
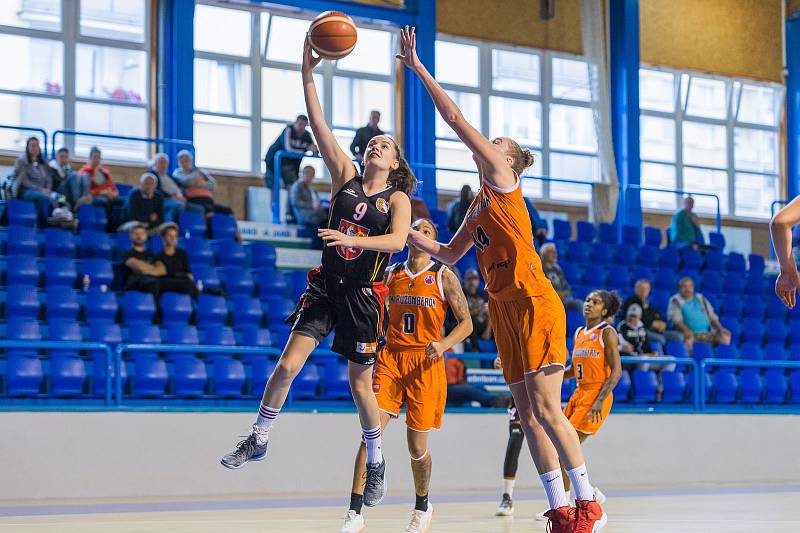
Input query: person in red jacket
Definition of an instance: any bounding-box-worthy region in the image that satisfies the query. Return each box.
[77,146,123,229]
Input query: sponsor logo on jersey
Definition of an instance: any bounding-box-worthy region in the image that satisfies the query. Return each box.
[590,333,598,341]
[387,294,436,307]
[375,197,389,213]
[424,274,435,285]
[357,341,378,354]
[337,220,370,260]
[342,188,359,197]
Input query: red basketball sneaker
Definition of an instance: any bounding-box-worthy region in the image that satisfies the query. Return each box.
[573,499,607,532]
[543,505,574,533]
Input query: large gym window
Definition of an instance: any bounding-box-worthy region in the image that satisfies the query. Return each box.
[0,0,150,160]
[639,67,783,220]
[434,36,598,203]
[193,2,397,175]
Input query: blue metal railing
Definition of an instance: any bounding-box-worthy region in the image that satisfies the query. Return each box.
[699,358,800,410]
[625,184,721,233]
[0,125,49,159]
[51,130,194,160]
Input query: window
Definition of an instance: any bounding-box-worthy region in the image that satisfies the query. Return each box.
[639,67,782,219]
[194,4,397,174]
[0,1,150,159]
[435,37,598,202]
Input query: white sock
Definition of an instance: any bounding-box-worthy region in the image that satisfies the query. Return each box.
[363,426,383,464]
[503,478,515,498]
[566,463,594,501]
[254,404,280,445]
[540,469,569,510]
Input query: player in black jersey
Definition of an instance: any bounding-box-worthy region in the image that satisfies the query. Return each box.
[220,36,415,509]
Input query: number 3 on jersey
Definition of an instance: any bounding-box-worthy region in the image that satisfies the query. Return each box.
[471,225,490,251]
[576,363,584,380]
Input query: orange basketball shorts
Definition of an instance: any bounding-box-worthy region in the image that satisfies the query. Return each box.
[488,291,568,385]
[373,349,447,432]
[564,386,613,435]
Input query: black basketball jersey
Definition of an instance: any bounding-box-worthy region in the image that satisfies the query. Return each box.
[322,177,396,282]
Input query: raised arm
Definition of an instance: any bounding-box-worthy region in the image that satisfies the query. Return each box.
[770,196,800,308]
[318,191,411,253]
[425,268,473,360]
[407,218,474,265]
[302,36,356,196]
[589,327,622,424]
[397,26,516,190]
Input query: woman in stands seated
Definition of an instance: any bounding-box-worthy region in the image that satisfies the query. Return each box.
[13,136,58,223]
[173,149,232,217]
[77,146,123,228]
[220,36,415,512]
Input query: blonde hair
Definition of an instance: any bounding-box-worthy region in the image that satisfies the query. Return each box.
[504,137,535,175]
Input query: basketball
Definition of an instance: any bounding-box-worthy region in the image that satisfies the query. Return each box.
[308,11,357,60]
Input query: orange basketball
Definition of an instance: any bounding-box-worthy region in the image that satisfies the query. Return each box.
[308,11,357,60]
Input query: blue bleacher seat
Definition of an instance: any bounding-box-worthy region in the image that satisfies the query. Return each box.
[665,340,688,358]
[204,325,236,346]
[456,253,479,274]
[123,291,156,323]
[218,240,248,267]
[791,370,800,404]
[179,211,207,238]
[7,317,41,358]
[576,221,595,242]
[89,322,124,396]
[715,343,738,359]
[660,370,686,403]
[89,321,122,345]
[270,323,292,347]
[726,252,746,273]
[678,268,700,284]
[289,270,309,299]
[232,295,263,327]
[8,255,40,286]
[630,266,654,283]
[7,354,43,396]
[681,248,703,270]
[250,359,276,396]
[765,301,789,321]
[621,224,641,246]
[213,357,245,397]
[167,324,199,345]
[44,228,75,257]
[292,364,320,399]
[78,205,107,232]
[47,287,80,321]
[241,326,271,347]
[648,289,669,315]
[704,250,724,272]
[700,271,723,295]
[127,322,161,345]
[221,267,255,296]
[173,357,207,397]
[7,199,37,227]
[742,295,765,319]
[114,232,132,258]
[210,214,238,240]
[748,254,765,276]
[161,292,192,324]
[613,243,636,265]
[85,288,118,322]
[763,342,788,361]
[146,235,163,254]
[317,333,334,351]
[745,275,763,295]
[132,355,168,397]
[566,310,583,336]
[477,338,497,352]
[720,293,742,320]
[80,231,112,258]
[708,232,725,250]
[193,265,221,292]
[250,242,277,268]
[721,272,744,295]
[635,245,659,268]
[553,219,571,241]
[764,319,788,345]
[658,247,680,269]
[598,223,616,244]
[560,262,580,285]
[653,270,677,291]
[257,268,289,299]
[711,368,739,403]
[323,362,351,400]
[429,208,448,228]
[185,238,214,266]
[606,268,631,292]
[561,378,576,402]
[589,242,612,264]
[764,369,787,404]
[740,341,764,361]
[45,256,77,287]
[692,342,713,360]
[740,368,763,403]
[51,346,87,397]
[632,369,658,402]
[613,369,631,402]
[566,241,589,263]
[81,258,114,288]
[7,285,40,319]
[643,226,662,247]
[740,318,764,345]
[197,294,227,325]
[582,267,607,289]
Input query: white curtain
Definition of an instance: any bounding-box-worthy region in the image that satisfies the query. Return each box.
[581,0,619,223]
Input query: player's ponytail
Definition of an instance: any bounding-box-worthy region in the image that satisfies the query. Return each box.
[505,137,535,175]
[388,140,418,196]
[595,290,622,319]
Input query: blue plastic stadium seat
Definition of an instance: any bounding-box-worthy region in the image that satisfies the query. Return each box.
[715,344,738,359]
[218,240,248,267]
[566,241,589,263]
[250,359,277,396]
[213,357,245,397]
[764,369,787,404]
[51,350,87,397]
[789,370,800,404]
[632,369,658,402]
[193,265,221,292]
[719,294,742,320]
[643,226,662,247]
[553,219,571,241]
[80,231,112,259]
[8,255,40,286]
[221,267,255,296]
[763,342,788,361]
[664,340,688,358]
[566,310,583,336]
[630,266,654,284]
[317,333,334,351]
[456,253,479,274]
[232,295,263,327]
[613,370,631,402]
[289,270,310,299]
[741,295,765,319]
[241,326,271,347]
[257,267,289,299]
[597,223,616,244]
[635,245,659,268]
[764,319,788,345]
[47,286,80,321]
[197,294,228,325]
[606,268,631,292]
[114,232,132,259]
[658,247,680,270]
[691,342,712,360]
[721,272,744,295]
[179,211,206,239]
[561,378,576,402]
[270,323,292,347]
[45,256,77,287]
[44,228,75,257]
[167,324,199,345]
[78,205,107,232]
[740,318,764,345]
[765,301,789,321]
[292,364,320,399]
[123,291,156,323]
[582,267,607,289]
[204,325,236,346]
[726,253,746,273]
[7,199,37,228]
[185,238,214,266]
[576,221,595,242]
[711,368,739,403]
[477,338,497,352]
[681,249,703,271]
[613,244,636,266]
[85,288,118,322]
[7,354,43,396]
[740,341,763,361]
[210,214,238,240]
[132,355,168,397]
[708,232,725,250]
[700,271,723,295]
[620,224,641,246]
[429,208,447,229]
[323,362,351,400]
[161,292,193,324]
[127,322,161,345]
[745,275,763,296]
[704,250,724,272]
[250,242,277,269]
[678,268,700,286]
[89,322,124,397]
[740,368,763,403]
[748,254,766,276]
[560,262,580,285]
[660,370,686,403]
[589,242,612,264]
[653,270,677,292]
[146,235,163,254]
[81,258,114,288]
[7,285,40,319]
[174,356,207,398]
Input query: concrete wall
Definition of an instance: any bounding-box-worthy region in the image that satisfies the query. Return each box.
[1,411,798,501]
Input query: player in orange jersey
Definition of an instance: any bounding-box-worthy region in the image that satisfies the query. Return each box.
[340,218,473,533]
[398,26,606,532]
[770,198,800,308]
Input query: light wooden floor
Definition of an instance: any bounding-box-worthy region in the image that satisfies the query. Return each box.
[2,487,798,532]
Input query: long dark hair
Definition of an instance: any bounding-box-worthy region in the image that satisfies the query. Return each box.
[387,138,417,196]
[25,136,45,165]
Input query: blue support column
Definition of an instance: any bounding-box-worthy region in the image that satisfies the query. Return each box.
[609,0,641,228]
[787,15,800,200]
[160,0,195,168]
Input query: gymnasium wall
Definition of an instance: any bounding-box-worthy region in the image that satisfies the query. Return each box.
[2,411,798,501]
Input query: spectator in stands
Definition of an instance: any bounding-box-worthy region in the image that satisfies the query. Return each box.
[48,146,74,194]
[410,196,431,221]
[668,277,731,352]
[289,165,326,227]
[445,356,498,407]
[121,173,164,233]
[540,242,582,311]
[463,268,492,351]
[622,279,670,350]
[156,222,197,297]
[617,304,655,357]
[447,184,474,232]
[78,146,124,225]
[13,136,57,222]
[145,153,202,223]
[122,223,165,296]
[264,114,318,190]
[670,196,703,249]
[173,149,232,217]
[349,110,384,163]
[523,196,548,247]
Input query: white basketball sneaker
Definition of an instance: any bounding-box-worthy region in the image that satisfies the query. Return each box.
[340,510,365,533]
[404,503,434,532]
[535,487,606,521]
[495,493,514,516]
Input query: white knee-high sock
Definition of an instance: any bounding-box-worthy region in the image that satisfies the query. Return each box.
[540,469,569,510]
[253,404,280,445]
[566,463,594,501]
[503,478,515,498]
[363,426,383,464]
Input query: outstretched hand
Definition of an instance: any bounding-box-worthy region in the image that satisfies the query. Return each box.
[318,228,355,249]
[775,268,800,309]
[303,35,322,73]
[396,26,422,70]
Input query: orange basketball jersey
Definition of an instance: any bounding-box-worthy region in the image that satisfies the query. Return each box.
[464,176,552,301]
[571,323,612,388]
[385,261,448,352]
